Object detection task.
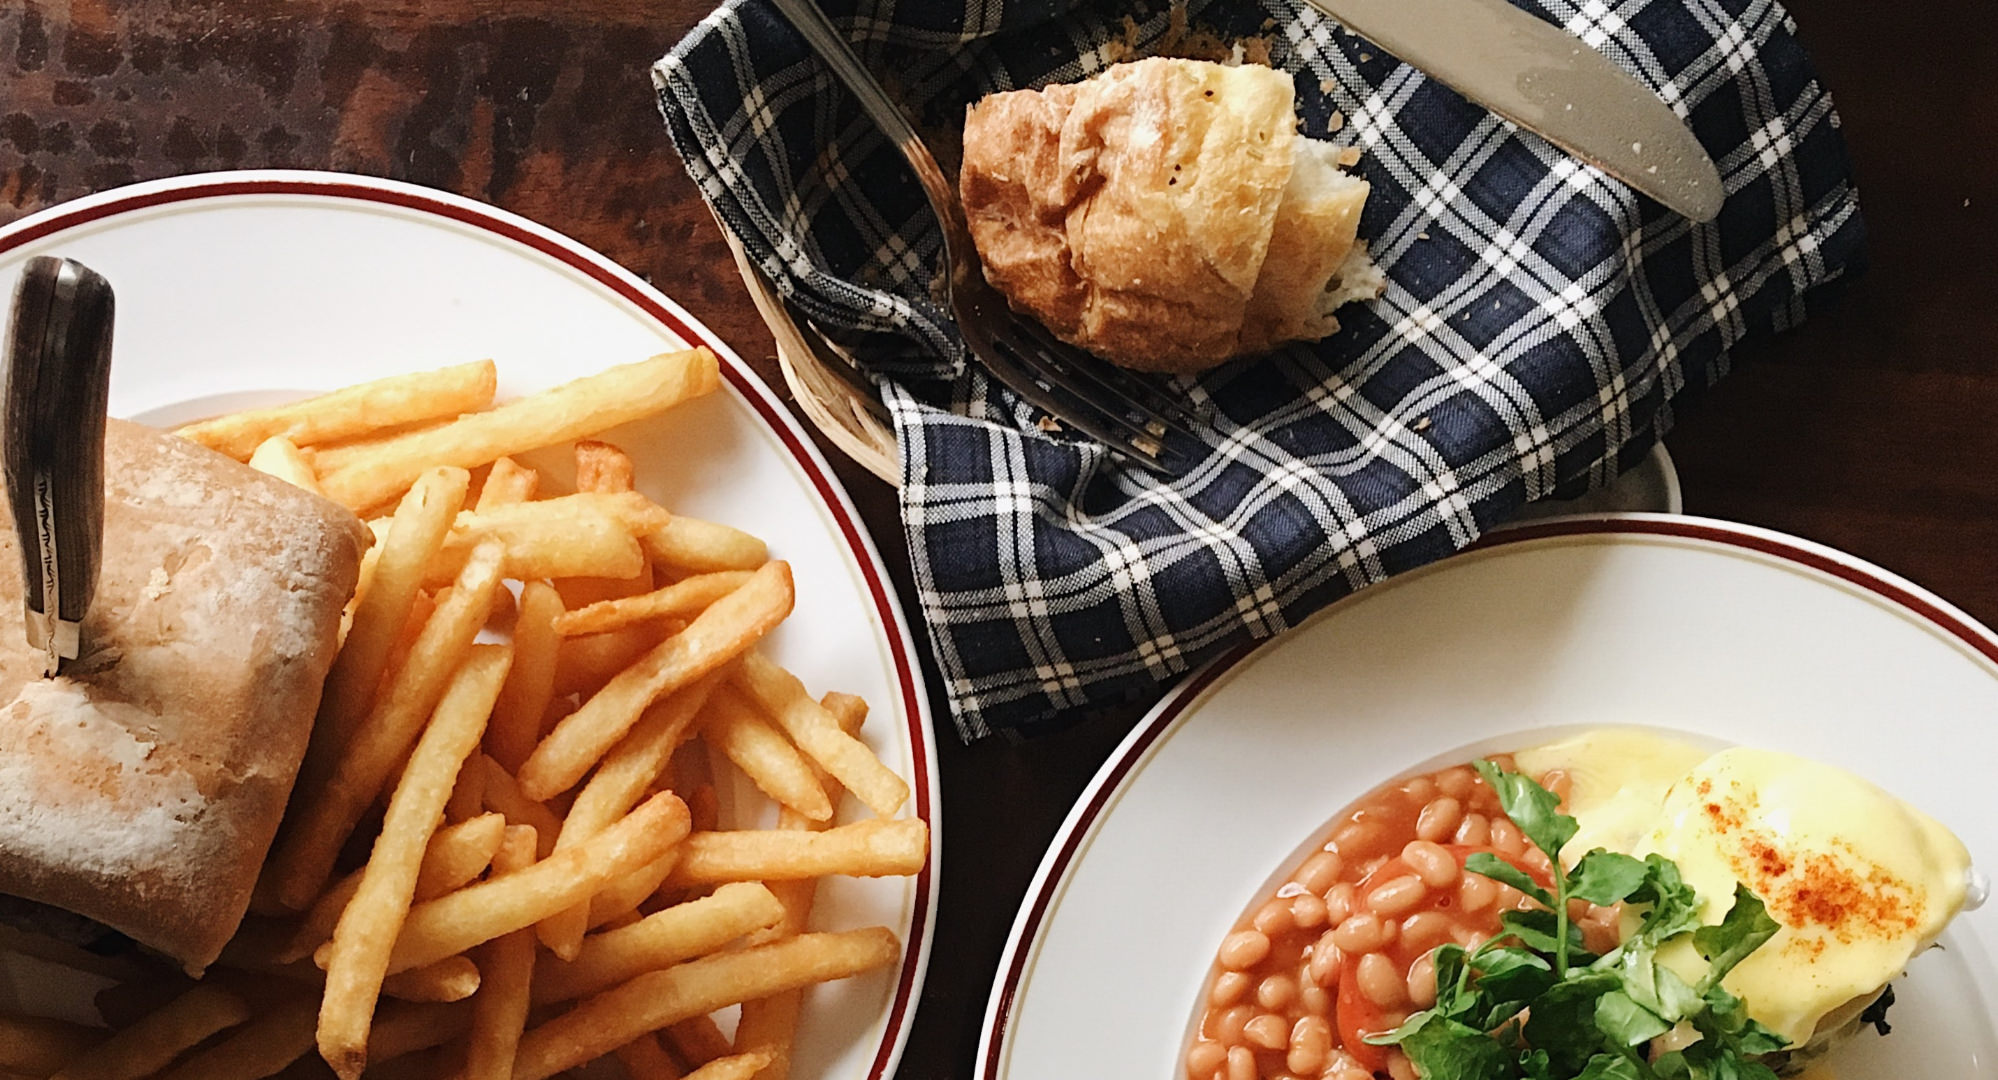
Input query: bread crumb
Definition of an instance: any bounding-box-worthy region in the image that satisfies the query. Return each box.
[1037,416,1064,433]
[1327,110,1345,133]
[143,566,170,601]
[1417,231,1430,240]
[1413,416,1432,432]
[1359,52,1373,62]
[1320,78,1336,93]
[1337,147,1363,166]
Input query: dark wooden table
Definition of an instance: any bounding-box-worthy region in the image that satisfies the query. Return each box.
[1,1,1991,1075]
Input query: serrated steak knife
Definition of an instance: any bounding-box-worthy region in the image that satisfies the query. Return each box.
[1303,0,1724,222]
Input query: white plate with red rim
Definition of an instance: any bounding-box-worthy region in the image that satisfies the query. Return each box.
[979,514,1996,1080]
[0,169,939,1079]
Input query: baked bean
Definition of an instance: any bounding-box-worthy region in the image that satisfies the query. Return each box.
[1540,768,1572,804]
[1218,929,1271,970]
[1436,766,1476,798]
[1414,796,1462,843]
[1458,873,1497,912]
[1522,847,1555,879]
[1213,1004,1253,1046]
[1401,911,1453,954]
[1186,1040,1227,1078]
[1287,1016,1333,1076]
[1456,928,1491,950]
[1366,875,1429,917]
[1357,952,1407,1008]
[1489,817,1527,857]
[1293,851,1344,894]
[1357,855,1389,881]
[1332,912,1394,954]
[1407,951,1439,1008]
[1488,753,1517,772]
[1253,898,1295,936]
[1256,974,1297,1011]
[1300,986,1331,1015]
[1226,1046,1256,1080]
[1493,884,1524,912]
[1244,1012,1288,1050]
[1209,970,1250,1007]
[1399,776,1438,802]
[1387,1049,1419,1080]
[1306,934,1344,987]
[1290,891,1328,929]
[1323,882,1358,925]
[1401,840,1459,888]
[1330,821,1386,859]
[1453,812,1490,847]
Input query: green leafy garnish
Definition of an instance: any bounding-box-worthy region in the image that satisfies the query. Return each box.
[1366,761,1788,1080]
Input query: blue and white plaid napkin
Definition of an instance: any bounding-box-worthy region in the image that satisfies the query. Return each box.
[655,0,1862,741]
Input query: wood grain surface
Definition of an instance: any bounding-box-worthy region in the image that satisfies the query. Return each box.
[1,1,1992,1075]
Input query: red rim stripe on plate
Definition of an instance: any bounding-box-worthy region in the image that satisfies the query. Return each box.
[0,175,931,1080]
[978,514,1998,1078]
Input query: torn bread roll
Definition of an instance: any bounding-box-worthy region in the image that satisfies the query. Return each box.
[960,57,1383,373]
[0,419,366,972]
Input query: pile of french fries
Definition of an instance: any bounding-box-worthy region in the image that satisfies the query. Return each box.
[0,352,927,1080]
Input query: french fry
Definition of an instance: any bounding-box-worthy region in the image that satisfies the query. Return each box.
[50,985,248,1080]
[488,582,563,773]
[318,644,511,1080]
[459,492,671,540]
[293,467,469,850]
[575,440,636,493]
[732,650,908,817]
[346,791,689,974]
[175,360,497,461]
[464,827,537,1080]
[518,561,794,801]
[552,572,756,637]
[553,626,663,698]
[367,1001,473,1064]
[587,851,679,929]
[612,1034,684,1080]
[380,956,481,1003]
[0,1014,102,1076]
[701,684,832,821]
[248,436,326,495]
[536,675,721,957]
[533,883,784,1005]
[428,508,644,586]
[642,516,768,574]
[474,456,538,512]
[271,537,505,910]
[313,349,720,510]
[477,756,563,859]
[668,819,929,885]
[736,692,867,1080]
[285,813,506,962]
[683,1052,774,1080]
[94,980,191,1031]
[664,1016,731,1069]
[507,929,900,1080]
[154,996,318,1080]
[443,757,488,823]
[0,925,152,984]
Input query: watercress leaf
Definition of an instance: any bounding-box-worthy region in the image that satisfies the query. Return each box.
[1630,855,1704,944]
[1729,1054,1782,1080]
[1517,1048,1556,1080]
[1469,949,1556,1020]
[1364,1008,1442,1046]
[1391,1014,1515,1080]
[1521,971,1621,1076]
[1574,1054,1646,1080]
[1501,908,1587,955]
[1475,759,1578,860]
[1615,944,1704,1023]
[1594,990,1672,1046]
[1650,1050,1694,1080]
[1567,851,1652,906]
[1732,1019,1790,1057]
[1466,852,1555,908]
[1692,885,1781,988]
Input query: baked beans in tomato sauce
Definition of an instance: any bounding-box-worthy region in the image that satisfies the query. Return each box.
[1185,756,1622,1080]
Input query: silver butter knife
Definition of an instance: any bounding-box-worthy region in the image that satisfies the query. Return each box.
[1303,0,1724,222]
[3,257,113,677]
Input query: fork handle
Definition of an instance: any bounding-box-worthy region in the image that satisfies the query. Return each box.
[766,0,969,252]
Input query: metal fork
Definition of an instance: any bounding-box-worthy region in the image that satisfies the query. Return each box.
[768,0,1200,472]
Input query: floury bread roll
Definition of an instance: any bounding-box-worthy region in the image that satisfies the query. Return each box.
[0,419,366,972]
[960,57,1383,373]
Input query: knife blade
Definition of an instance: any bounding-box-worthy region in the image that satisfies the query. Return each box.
[1302,0,1724,222]
[3,257,114,677]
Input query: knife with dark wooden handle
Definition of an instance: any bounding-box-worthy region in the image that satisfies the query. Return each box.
[3,257,113,677]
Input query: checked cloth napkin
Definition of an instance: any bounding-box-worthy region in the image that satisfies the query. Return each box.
[655,0,1863,741]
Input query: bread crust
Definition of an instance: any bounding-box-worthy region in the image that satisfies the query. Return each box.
[0,420,365,972]
[961,57,1376,373]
